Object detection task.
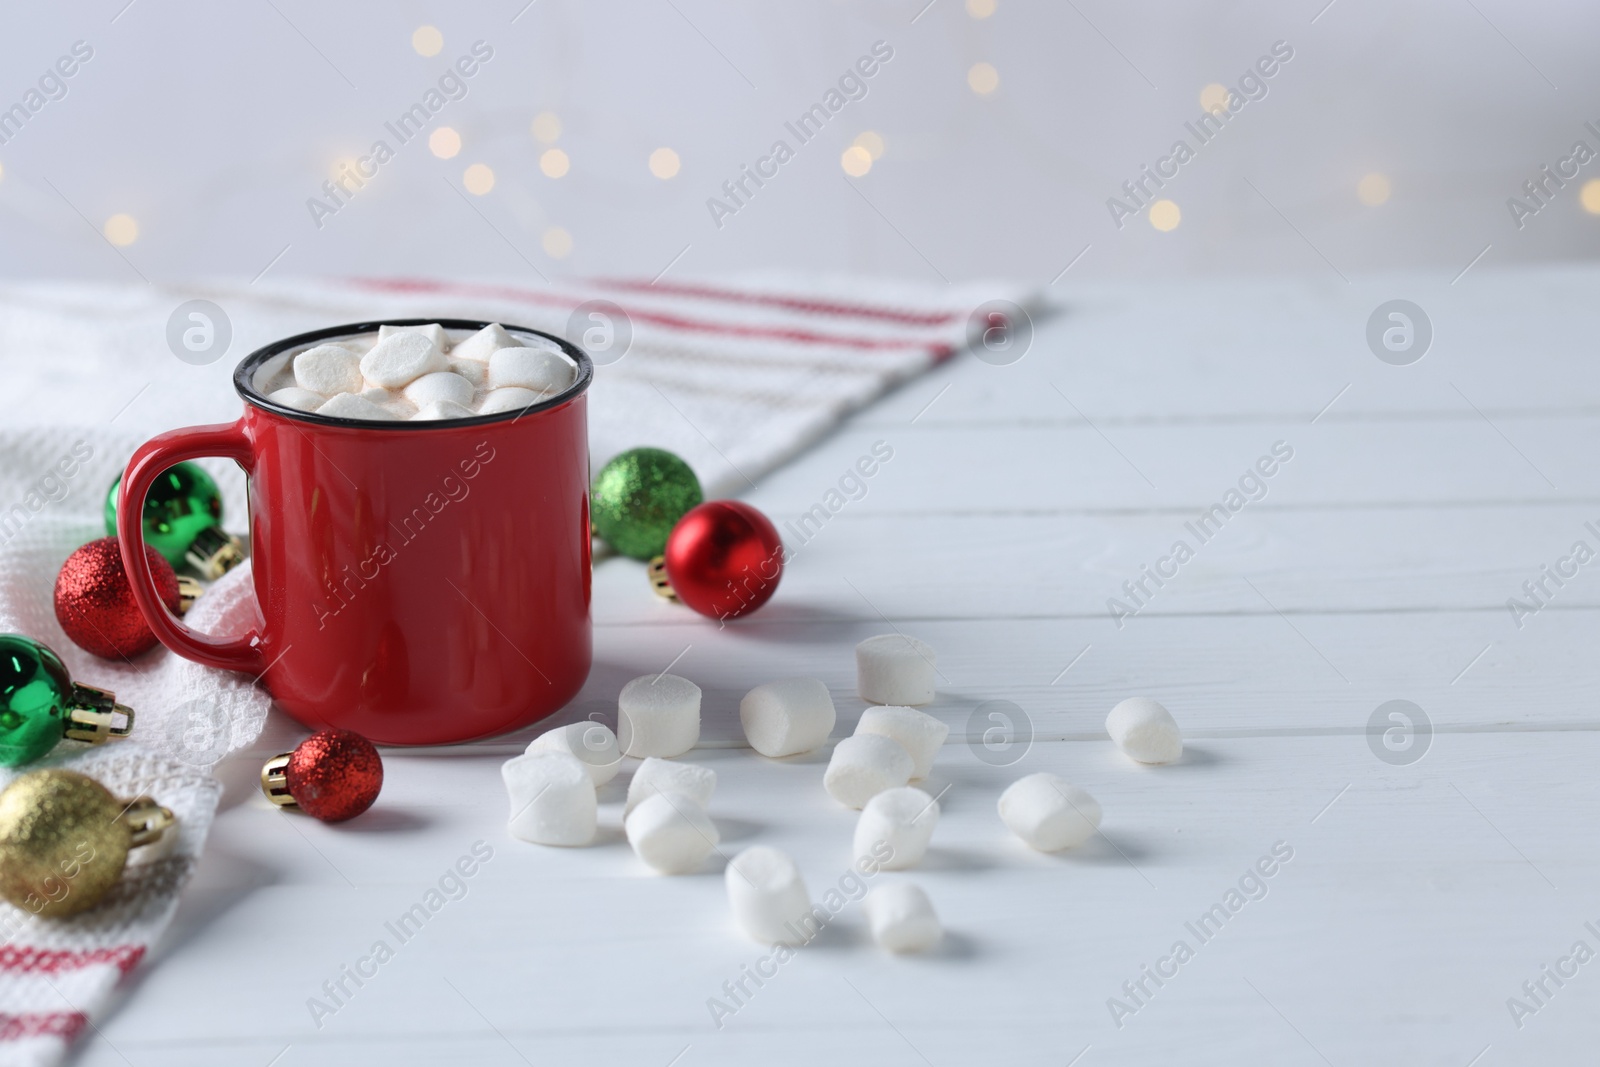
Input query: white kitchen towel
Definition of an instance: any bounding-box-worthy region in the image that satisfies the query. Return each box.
[0,274,1036,1065]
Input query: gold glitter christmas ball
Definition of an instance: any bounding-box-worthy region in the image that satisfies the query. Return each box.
[0,769,170,918]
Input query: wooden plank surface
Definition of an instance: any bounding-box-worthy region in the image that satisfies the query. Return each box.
[77,269,1598,1065]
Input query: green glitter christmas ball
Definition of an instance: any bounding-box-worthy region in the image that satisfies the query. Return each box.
[104,462,224,568]
[591,448,703,560]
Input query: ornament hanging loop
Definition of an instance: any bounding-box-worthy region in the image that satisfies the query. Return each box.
[118,796,174,848]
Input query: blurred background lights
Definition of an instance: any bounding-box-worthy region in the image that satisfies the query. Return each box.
[1149,200,1181,231]
[540,148,570,178]
[853,131,885,160]
[1582,179,1600,214]
[649,147,681,179]
[411,26,443,57]
[543,227,573,258]
[463,163,495,195]
[967,62,999,96]
[103,214,138,246]
[329,157,357,181]
[966,0,996,17]
[1357,172,1391,206]
[1199,83,1231,113]
[530,112,561,143]
[841,146,872,177]
[429,127,461,159]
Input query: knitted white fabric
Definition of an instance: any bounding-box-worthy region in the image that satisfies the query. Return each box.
[0,275,1034,1064]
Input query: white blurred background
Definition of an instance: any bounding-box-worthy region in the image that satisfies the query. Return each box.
[1,0,1598,284]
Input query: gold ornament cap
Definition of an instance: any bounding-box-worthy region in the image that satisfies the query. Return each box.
[185,526,245,581]
[647,555,677,601]
[0,769,174,918]
[175,575,203,615]
[260,753,296,808]
[62,683,134,747]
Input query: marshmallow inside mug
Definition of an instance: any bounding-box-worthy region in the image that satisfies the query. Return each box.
[250,322,578,422]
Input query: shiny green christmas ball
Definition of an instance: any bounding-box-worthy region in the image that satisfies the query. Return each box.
[104,462,224,567]
[0,635,73,768]
[591,448,703,560]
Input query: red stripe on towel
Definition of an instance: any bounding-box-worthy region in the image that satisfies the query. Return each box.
[589,278,961,327]
[0,1012,87,1042]
[0,944,145,977]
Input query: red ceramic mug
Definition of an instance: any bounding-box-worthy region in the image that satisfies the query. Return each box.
[118,319,593,746]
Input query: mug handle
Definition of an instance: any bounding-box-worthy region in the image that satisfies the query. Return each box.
[118,419,267,675]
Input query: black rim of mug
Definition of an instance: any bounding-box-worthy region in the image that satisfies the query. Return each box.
[232,318,595,431]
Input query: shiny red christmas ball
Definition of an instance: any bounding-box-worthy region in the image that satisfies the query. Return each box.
[53,536,181,660]
[284,729,383,822]
[663,501,785,620]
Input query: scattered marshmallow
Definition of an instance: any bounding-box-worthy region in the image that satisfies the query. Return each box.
[740,678,836,758]
[294,344,364,396]
[854,786,939,870]
[448,357,489,388]
[618,674,701,758]
[267,387,324,412]
[625,791,719,874]
[862,883,942,953]
[488,346,573,394]
[1106,697,1183,765]
[412,400,478,421]
[450,322,521,363]
[625,756,715,816]
[856,634,937,706]
[726,846,814,946]
[854,706,949,780]
[317,392,393,421]
[998,773,1100,852]
[501,752,596,846]
[478,387,543,415]
[378,322,448,351]
[824,734,913,809]
[526,722,621,785]
[361,331,447,389]
[404,371,475,408]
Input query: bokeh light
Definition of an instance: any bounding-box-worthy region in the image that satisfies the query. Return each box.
[1357,172,1391,207]
[543,227,573,258]
[841,146,872,177]
[1149,200,1181,232]
[540,148,570,178]
[463,163,495,195]
[853,131,886,160]
[968,63,999,96]
[412,26,443,57]
[530,112,561,143]
[429,127,461,159]
[649,147,681,179]
[103,214,139,246]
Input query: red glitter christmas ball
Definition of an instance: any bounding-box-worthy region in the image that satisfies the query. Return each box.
[663,501,785,620]
[53,536,181,660]
[284,729,383,822]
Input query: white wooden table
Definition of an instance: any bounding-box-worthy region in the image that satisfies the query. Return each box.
[80,268,1600,1065]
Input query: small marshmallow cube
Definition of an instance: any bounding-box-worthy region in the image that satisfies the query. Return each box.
[1106,697,1183,764]
[863,883,942,953]
[501,752,596,846]
[854,706,949,780]
[625,791,719,874]
[526,722,621,785]
[998,773,1100,852]
[361,331,447,389]
[358,387,415,418]
[856,634,937,706]
[478,387,543,415]
[824,734,913,809]
[378,322,448,351]
[404,371,475,408]
[726,846,814,946]
[317,392,393,421]
[267,387,324,412]
[625,756,715,816]
[739,678,836,758]
[618,674,701,758]
[488,346,573,394]
[294,344,365,396]
[450,322,521,363]
[854,786,939,870]
[411,400,477,421]
[448,357,489,388]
